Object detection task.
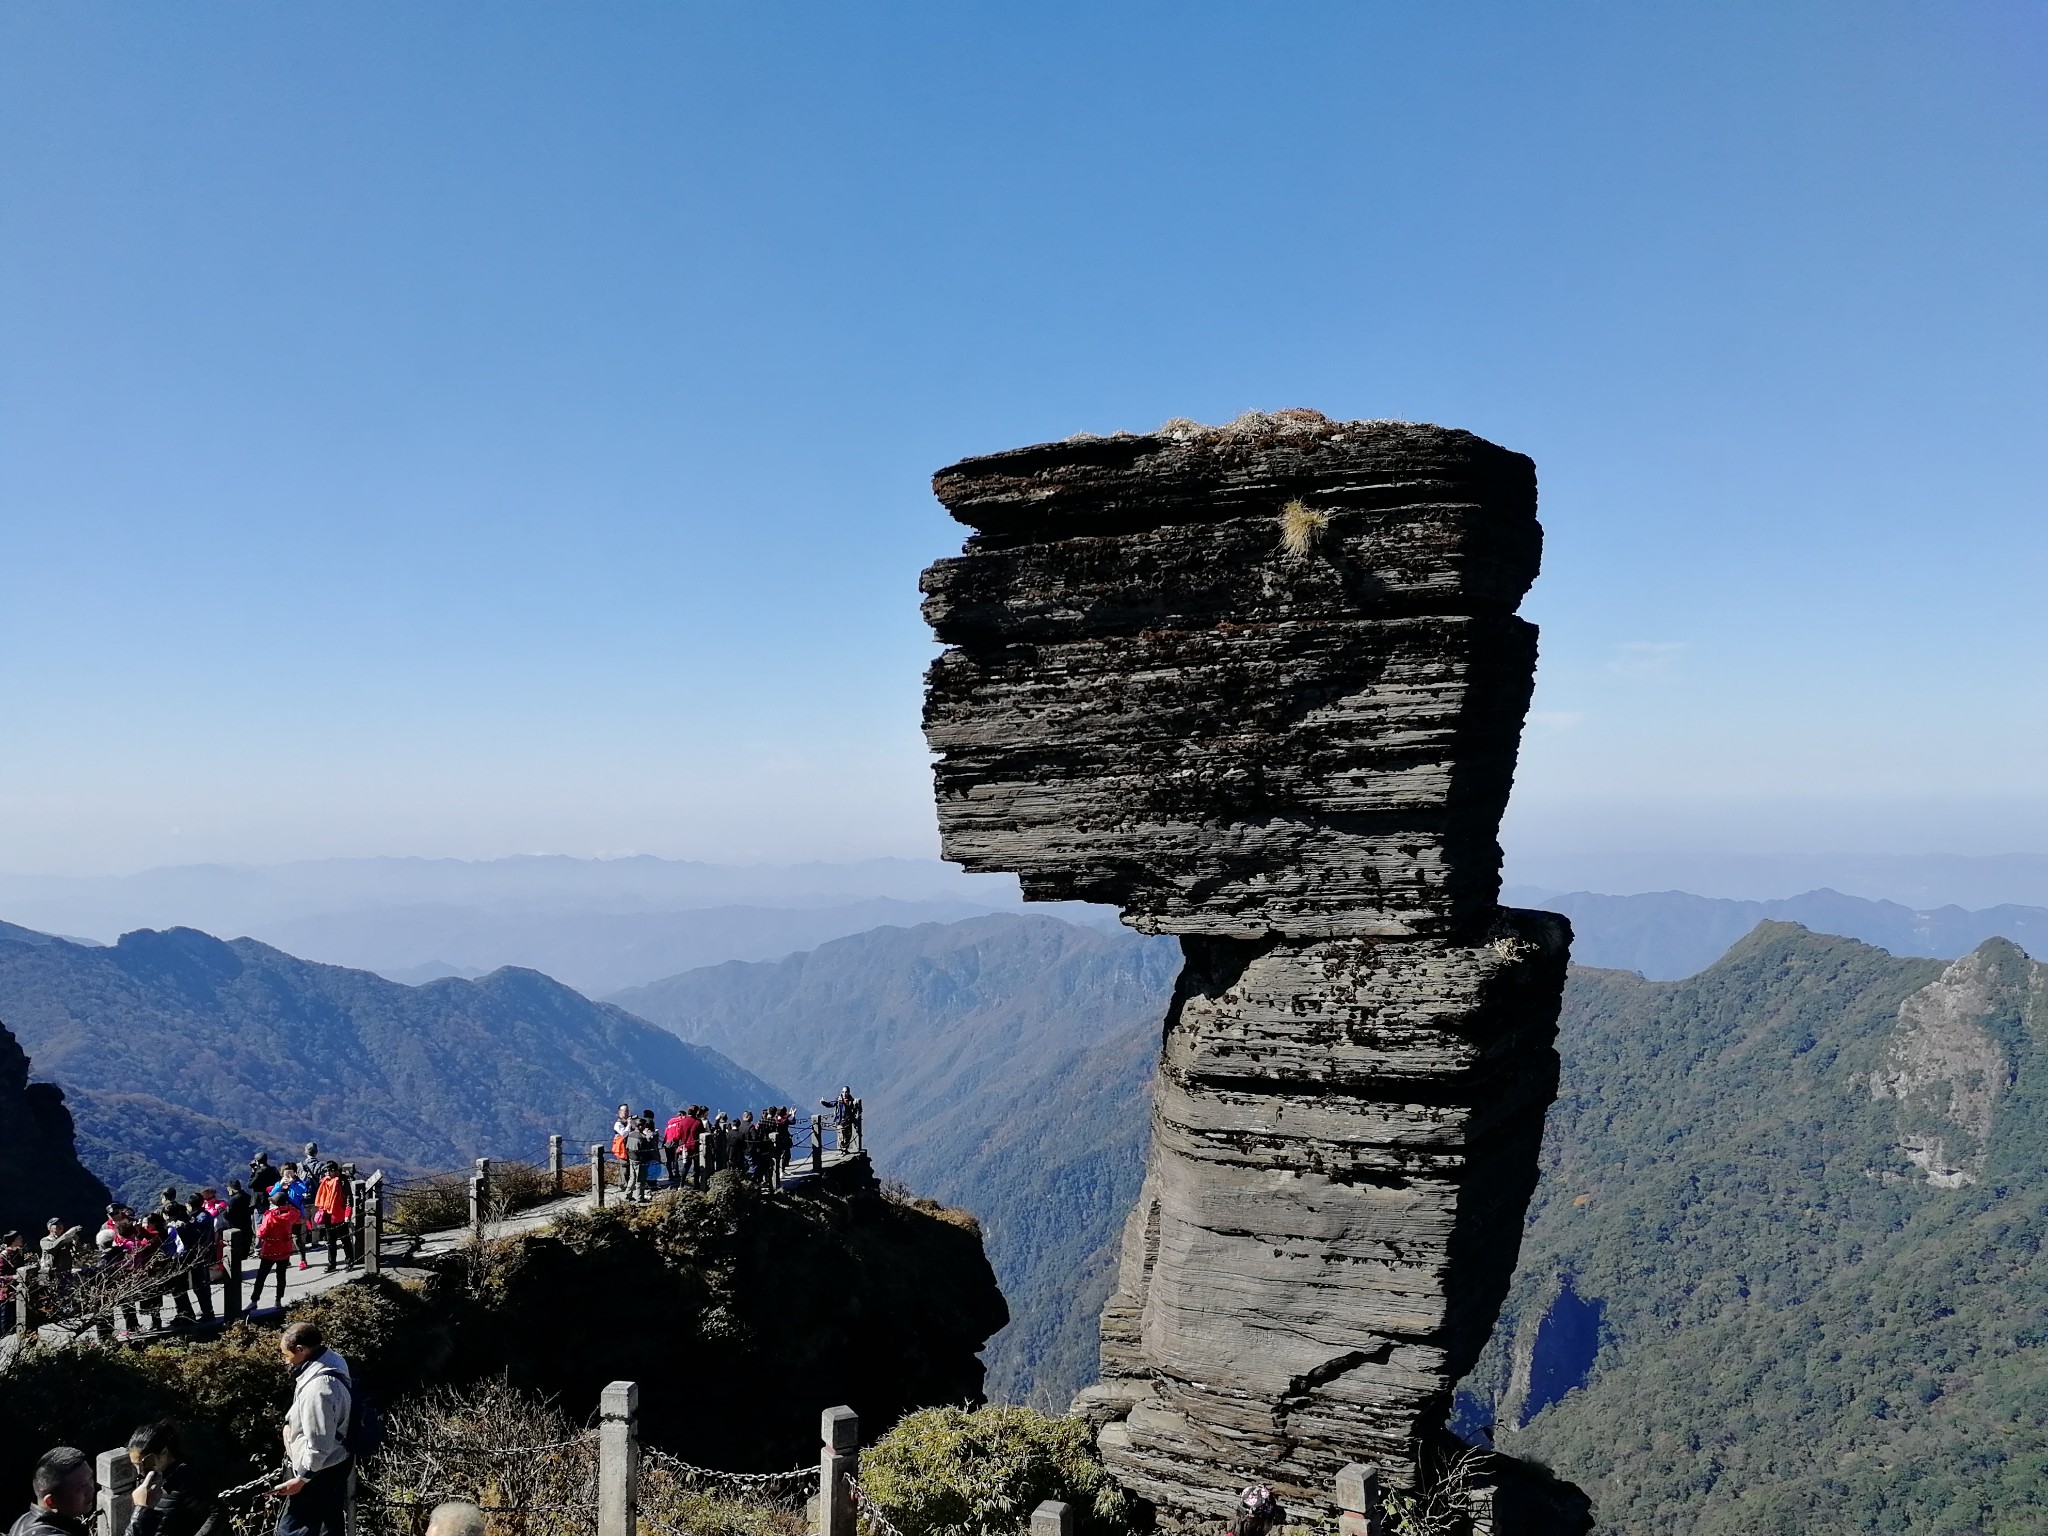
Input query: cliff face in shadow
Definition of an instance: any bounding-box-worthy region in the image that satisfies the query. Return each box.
[0,1014,112,1235]
[431,1166,1010,1467]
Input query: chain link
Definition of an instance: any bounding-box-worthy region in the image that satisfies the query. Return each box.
[215,1465,287,1503]
[846,1475,909,1536]
[641,1445,814,1489]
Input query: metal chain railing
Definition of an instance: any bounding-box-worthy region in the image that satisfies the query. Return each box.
[210,1464,286,1536]
[846,1475,910,1536]
[356,1423,600,1536]
[642,1445,814,1491]
[639,1442,816,1520]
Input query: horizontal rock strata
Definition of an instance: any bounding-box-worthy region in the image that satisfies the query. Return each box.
[923,414,1541,939]
[1085,912,1567,1518]
[920,411,1577,1532]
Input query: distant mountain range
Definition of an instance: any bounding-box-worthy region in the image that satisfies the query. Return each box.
[0,856,1119,994]
[0,919,787,1204]
[1505,885,2048,980]
[1505,851,2048,910]
[611,915,1180,1406]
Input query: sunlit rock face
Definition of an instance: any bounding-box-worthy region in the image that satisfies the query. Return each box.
[920,411,1573,1528]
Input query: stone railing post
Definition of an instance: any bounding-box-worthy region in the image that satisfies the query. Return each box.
[589,1144,607,1210]
[362,1171,384,1277]
[810,1117,824,1175]
[1465,1471,1497,1536]
[818,1406,857,1536]
[347,1177,368,1286]
[470,1158,492,1235]
[96,1448,136,1536]
[222,1231,244,1321]
[1336,1462,1383,1536]
[550,1134,565,1195]
[597,1380,638,1536]
[1030,1501,1074,1536]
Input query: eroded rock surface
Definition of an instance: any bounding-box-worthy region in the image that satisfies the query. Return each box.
[1872,939,2045,1188]
[920,411,1577,1530]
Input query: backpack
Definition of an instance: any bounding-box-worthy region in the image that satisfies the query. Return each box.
[311,1364,387,1459]
[342,1386,386,1458]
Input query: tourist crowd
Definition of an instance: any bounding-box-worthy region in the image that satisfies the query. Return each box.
[609,1086,862,1201]
[0,1147,362,1337]
[1,1089,864,1335]
[7,1090,867,1536]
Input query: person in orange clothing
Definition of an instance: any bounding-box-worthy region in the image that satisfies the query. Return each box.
[310,1165,355,1274]
[253,1192,302,1309]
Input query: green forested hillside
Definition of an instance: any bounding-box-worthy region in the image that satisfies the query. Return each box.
[0,921,788,1202]
[1465,923,2048,1535]
[611,914,1178,1405]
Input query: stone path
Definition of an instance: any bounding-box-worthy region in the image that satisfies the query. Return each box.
[4,1146,868,1357]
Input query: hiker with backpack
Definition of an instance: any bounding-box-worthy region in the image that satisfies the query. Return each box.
[636,1112,662,1192]
[273,1320,357,1536]
[161,1203,215,1324]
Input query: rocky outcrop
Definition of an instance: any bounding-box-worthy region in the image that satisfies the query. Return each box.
[921,412,1577,1530]
[0,1014,112,1236]
[1871,938,2045,1188]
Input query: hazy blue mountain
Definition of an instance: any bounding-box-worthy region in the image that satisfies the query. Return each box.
[1505,851,2048,910]
[0,856,1121,993]
[0,855,1033,940]
[0,919,788,1205]
[1504,884,2048,980]
[255,896,1020,994]
[610,914,1181,1405]
[378,960,488,984]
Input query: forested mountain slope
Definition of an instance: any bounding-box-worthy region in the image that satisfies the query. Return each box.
[0,920,786,1203]
[611,914,1180,1404]
[1463,923,2048,1535]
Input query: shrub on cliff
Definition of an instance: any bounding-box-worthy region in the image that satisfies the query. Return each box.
[0,1275,438,1494]
[860,1406,1139,1536]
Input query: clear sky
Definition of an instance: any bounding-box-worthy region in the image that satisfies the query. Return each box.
[4,4,2044,877]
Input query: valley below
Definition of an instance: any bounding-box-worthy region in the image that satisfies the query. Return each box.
[7,866,2048,1533]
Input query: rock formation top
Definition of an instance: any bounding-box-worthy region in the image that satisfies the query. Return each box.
[922,411,1543,939]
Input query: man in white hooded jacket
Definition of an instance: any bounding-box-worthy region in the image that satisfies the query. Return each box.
[272,1320,352,1536]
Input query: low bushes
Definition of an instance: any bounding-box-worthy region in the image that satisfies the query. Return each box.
[859,1406,1139,1536]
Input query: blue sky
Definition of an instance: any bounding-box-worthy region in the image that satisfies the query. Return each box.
[4,4,2044,876]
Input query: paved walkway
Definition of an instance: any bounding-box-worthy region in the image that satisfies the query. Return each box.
[5,1145,870,1356]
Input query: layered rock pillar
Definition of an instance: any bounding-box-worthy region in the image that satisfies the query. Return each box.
[919,412,1573,1527]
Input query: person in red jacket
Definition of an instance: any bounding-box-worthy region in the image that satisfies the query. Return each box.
[678,1107,703,1191]
[253,1193,302,1309]
[663,1111,686,1187]
[311,1166,355,1274]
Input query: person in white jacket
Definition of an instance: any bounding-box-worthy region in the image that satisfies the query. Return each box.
[271,1321,352,1536]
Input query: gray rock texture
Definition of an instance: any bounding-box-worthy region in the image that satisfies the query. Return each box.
[920,411,1579,1532]
[922,413,1540,939]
